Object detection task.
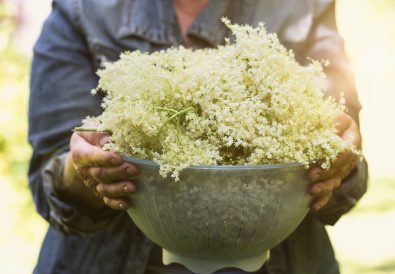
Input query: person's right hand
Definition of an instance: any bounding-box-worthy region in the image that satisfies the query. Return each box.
[61,128,138,211]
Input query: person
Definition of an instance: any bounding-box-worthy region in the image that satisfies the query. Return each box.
[28,0,368,273]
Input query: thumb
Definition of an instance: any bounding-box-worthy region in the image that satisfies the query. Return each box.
[76,130,110,148]
[334,113,352,135]
[74,119,111,148]
[341,120,362,149]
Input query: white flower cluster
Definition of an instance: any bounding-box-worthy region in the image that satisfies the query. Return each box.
[93,19,355,180]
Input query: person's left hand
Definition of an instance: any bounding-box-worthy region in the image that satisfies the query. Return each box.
[308,113,361,211]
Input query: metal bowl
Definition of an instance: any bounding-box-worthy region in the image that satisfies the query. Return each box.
[124,156,311,274]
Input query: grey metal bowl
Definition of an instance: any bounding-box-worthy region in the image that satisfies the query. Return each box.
[124,156,311,274]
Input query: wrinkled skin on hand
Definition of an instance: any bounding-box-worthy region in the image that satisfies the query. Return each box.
[63,124,138,211]
[308,113,361,211]
[64,113,360,212]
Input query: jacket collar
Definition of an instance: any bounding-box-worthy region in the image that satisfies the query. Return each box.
[117,0,238,47]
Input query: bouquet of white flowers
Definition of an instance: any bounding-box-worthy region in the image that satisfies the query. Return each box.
[90,19,357,180]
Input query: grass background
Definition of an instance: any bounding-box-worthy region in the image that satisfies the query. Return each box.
[0,0,394,273]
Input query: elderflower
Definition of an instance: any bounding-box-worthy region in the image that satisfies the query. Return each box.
[92,19,358,180]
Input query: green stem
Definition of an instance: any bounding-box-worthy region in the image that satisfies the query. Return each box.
[73,127,112,134]
[176,115,181,145]
[152,107,178,113]
[157,107,194,137]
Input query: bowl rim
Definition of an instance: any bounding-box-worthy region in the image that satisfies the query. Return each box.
[122,155,307,171]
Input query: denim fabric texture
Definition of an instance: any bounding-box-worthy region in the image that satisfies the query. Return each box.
[29,0,367,273]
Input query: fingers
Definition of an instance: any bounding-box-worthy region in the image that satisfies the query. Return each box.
[68,124,138,211]
[96,181,136,210]
[308,166,324,182]
[309,176,341,196]
[96,181,135,198]
[103,197,131,210]
[75,157,138,212]
[82,177,97,189]
[85,163,138,183]
[71,132,122,167]
[310,193,333,211]
[309,114,360,182]
[309,150,356,182]
[307,114,361,212]
[79,175,136,211]
[309,176,341,211]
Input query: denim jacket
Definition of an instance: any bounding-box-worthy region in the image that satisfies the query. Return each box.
[29,0,368,273]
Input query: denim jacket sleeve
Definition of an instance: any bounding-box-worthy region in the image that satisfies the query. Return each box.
[28,0,119,234]
[304,1,362,123]
[303,1,368,225]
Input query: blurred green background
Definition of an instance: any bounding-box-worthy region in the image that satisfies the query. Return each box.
[0,0,394,273]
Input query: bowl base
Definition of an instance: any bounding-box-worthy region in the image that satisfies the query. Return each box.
[163,249,269,274]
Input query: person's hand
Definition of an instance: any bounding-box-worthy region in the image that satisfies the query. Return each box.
[308,113,361,211]
[61,127,138,211]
